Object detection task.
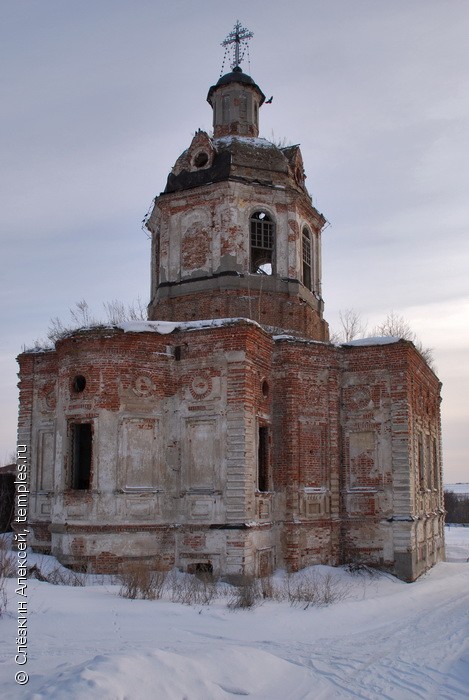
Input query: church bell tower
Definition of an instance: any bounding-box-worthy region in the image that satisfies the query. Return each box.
[146,23,329,341]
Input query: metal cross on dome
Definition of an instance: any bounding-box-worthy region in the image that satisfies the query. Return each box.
[221,21,253,71]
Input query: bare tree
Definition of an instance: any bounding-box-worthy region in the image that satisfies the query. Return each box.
[103,298,146,324]
[69,299,97,327]
[340,308,368,342]
[444,491,469,524]
[47,300,98,345]
[331,309,435,370]
[33,298,148,350]
[373,311,435,368]
[330,308,368,343]
[124,297,147,321]
[103,299,127,325]
[372,311,414,340]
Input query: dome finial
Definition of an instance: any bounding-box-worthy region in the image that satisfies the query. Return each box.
[221,20,253,72]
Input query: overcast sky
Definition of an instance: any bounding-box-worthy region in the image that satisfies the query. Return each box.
[1,0,468,481]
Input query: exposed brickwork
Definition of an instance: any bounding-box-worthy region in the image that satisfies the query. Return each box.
[18,323,443,581]
[16,64,444,582]
[147,153,327,341]
[153,288,328,340]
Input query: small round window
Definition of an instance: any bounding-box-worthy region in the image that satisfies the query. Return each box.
[193,151,209,168]
[72,375,86,393]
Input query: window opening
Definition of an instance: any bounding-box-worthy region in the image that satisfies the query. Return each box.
[72,375,86,393]
[418,433,424,488]
[258,426,269,492]
[70,423,92,490]
[432,437,438,489]
[188,562,213,578]
[250,211,274,274]
[302,228,312,290]
[426,435,433,489]
[193,151,209,168]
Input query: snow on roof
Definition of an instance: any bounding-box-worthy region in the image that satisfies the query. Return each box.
[343,336,401,347]
[118,321,178,335]
[213,136,275,149]
[22,318,268,353]
[272,334,328,346]
[118,318,263,335]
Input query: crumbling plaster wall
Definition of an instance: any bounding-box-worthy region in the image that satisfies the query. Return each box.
[272,338,341,571]
[407,348,445,578]
[340,342,444,580]
[17,350,58,548]
[19,325,444,580]
[154,180,322,284]
[339,344,411,571]
[21,323,283,574]
[148,179,328,340]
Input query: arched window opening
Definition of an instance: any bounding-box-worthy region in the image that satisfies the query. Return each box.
[302,227,312,290]
[250,211,274,274]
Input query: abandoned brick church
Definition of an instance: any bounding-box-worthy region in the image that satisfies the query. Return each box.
[17,29,445,581]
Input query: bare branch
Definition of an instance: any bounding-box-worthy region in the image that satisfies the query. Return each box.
[330,308,368,343]
[31,298,148,351]
[373,311,435,370]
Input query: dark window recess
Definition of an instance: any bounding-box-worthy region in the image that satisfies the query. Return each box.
[71,423,92,490]
[174,346,182,361]
[72,375,86,393]
[426,435,433,489]
[302,228,312,291]
[418,433,425,488]
[188,562,213,577]
[432,438,438,488]
[193,151,209,168]
[258,426,269,492]
[250,211,274,274]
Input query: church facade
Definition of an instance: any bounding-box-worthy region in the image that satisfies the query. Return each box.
[17,51,445,581]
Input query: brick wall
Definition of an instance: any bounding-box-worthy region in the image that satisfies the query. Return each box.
[18,326,443,580]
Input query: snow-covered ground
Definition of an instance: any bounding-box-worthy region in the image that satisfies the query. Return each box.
[445,483,469,495]
[1,528,468,700]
